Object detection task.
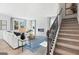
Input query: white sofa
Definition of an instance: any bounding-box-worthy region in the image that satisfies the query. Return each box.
[3,31,29,49]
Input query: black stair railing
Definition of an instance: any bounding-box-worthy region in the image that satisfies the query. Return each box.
[47,8,62,55]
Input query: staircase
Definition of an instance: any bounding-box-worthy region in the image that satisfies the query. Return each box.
[54,18,79,55]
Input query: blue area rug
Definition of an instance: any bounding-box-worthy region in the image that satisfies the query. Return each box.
[24,36,47,52]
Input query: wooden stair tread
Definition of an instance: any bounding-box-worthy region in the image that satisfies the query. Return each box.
[59,30,79,34]
[62,23,78,25]
[61,28,79,29]
[62,21,77,22]
[58,37,79,43]
[57,37,79,46]
[61,24,79,26]
[60,30,79,31]
[61,26,79,27]
[59,33,79,36]
[55,48,75,55]
[53,18,79,55]
[59,34,79,40]
[61,27,79,28]
[55,44,79,55]
[57,42,79,51]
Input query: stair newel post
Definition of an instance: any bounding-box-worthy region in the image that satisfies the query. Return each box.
[47,37,51,55]
[46,29,51,55]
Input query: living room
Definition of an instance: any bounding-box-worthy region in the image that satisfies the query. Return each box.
[0,3,59,55]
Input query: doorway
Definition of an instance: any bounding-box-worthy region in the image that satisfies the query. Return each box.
[65,3,77,16]
[27,20,36,36]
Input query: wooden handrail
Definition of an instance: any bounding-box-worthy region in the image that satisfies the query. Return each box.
[50,8,63,30]
[58,8,63,15]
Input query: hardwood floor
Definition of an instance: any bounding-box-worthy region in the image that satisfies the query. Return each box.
[0,39,46,55]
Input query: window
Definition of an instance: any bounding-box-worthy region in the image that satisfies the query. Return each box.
[0,20,7,30]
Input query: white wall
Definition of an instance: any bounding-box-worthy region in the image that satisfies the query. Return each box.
[35,17,49,36]
[60,3,77,19]
[77,3,79,23]
[0,14,11,39]
[0,3,59,18]
[0,3,60,37]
